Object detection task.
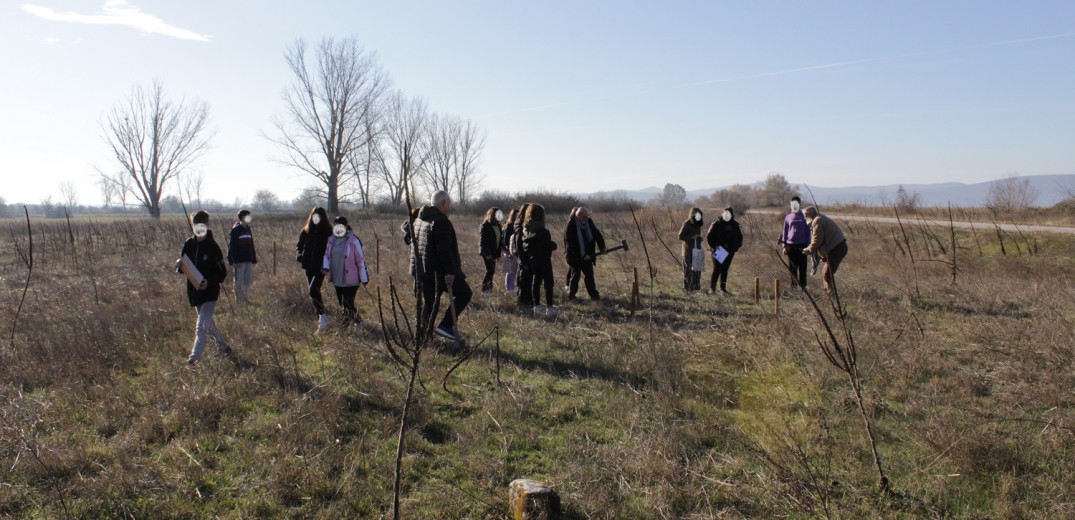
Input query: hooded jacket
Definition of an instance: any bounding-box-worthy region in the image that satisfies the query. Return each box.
[322,231,369,287]
[227,222,257,265]
[522,220,557,261]
[677,207,704,260]
[411,205,463,279]
[564,216,606,266]
[706,209,744,253]
[178,231,228,307]
[779,210,810,247]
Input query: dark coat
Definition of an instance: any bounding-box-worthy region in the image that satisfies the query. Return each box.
[564,217,606,267]
[227,223,257,265]
[411,205,464,279]
[522,221,557,262]
[479,221,502,257]
[296,228,331,275]
[677,207,705,261]
[503,222,516,255]
[179,231,228,307]
[706,219,744,253]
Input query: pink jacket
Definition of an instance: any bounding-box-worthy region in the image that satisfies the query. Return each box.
[322,233,369,287]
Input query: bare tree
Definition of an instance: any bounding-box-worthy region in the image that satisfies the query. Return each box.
[985,174,1039,215]
[454,118,486,206]
[97,177,116,209]
[252,189,282,212]
[376,92,430,206]
[267,36,390,215]
[346,110,384,208]
[758,172,798,207]
[894,185,921,213]
[423,112,461,196]
[655,183,687,206]
[182,171,207,208]
[99,80,212,219]
[58,181,79,209]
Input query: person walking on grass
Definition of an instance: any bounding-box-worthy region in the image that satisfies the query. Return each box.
[706,207,743,295]
[478,206,504,296]
[564,206,606,301]
[779,196,810,289]
[678,207,705,292]
[523,204,559,315]
[412,190,472,341]
[295,206,332,333]
[322,216,369,330]
[502,208,520,293]
[802,206,848,294]
[513,203,534,309]
[176,211,231,365]
[227,209,257,303]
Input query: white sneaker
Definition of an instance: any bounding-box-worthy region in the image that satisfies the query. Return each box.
[533,304,547,314]
[353,320,364,330]
[545,306,560,316]
[316,314,329,333]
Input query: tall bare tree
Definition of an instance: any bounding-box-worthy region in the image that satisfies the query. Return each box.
[423,112,461,197]
[100,81,212,219]
[454,118,486,206]
[346,110,384,208]
[181,171,207,208]
[376,92,430,206]
[267,36,390,214]
[58,181,79,210]
[985,173,1039,216]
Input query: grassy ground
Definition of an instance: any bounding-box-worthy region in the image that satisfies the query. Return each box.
[1,207,1073,518]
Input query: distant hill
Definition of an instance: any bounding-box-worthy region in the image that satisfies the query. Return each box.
[585,174,1075,207]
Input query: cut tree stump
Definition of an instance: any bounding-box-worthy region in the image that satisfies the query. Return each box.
[509,479,561,520]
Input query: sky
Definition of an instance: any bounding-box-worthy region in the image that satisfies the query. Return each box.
[2,0,1074,206]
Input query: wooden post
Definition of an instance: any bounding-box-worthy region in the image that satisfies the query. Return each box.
[272,241,277,275]
[630,267,640,307]
[376,239,381,274]
[495,326,501,387]
[774,279,781,316]
[754,277,760,304]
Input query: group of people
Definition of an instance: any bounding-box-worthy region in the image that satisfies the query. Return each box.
[175,192,849,364]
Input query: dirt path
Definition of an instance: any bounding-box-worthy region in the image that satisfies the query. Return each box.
[752,210,1075,235]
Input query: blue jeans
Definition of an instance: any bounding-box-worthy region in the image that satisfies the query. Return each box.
[190,301,228,361]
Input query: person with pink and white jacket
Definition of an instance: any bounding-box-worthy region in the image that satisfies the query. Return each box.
[322,216,369,330]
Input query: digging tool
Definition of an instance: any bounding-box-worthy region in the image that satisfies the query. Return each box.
[595,239,629,256]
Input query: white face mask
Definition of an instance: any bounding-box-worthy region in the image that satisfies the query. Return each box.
[722,211,732,222]
[494,210,504,222]
[243,215,252,225]
[790,201,801,212]
[333,224,346,237]
[693,211,702,222]
[311,214,321,225]
[193,223,208,238]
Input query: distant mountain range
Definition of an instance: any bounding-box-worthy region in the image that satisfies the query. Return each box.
[585,174,1075,207]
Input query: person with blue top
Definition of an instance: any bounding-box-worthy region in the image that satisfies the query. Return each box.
[779,196,810,288]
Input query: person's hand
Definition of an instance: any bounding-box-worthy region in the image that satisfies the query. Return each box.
[175,259,182,270]
[782,247,788,256]
[583,255,591,261]
[444,274,455,286]
[197,279,207,290]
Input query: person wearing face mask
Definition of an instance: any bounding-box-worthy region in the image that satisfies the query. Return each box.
[296,206,333,333]
[677,207,705,291]
[411,191,472,341]
[705,207,744,295]
[176,211,231,365]
[779,196,810,289]
[511,203,534,308]
[522,204,559,315]
[564,206,606,301]
[802,206,848,294]
[322,216,370,330]
[227,209,257,304]
[502,208,521,293]
[478,207,504,296]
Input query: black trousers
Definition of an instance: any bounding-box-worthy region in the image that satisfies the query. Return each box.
[568,260,599,299]
[785,245,808,288]
[683,259,701,291]
[306,271,326,315]
[530,258,555,306]
[710,251,736,291]
[481,257,497,292]
[334,285,360,323]
[517,263,534,305]
[420,273,473,331]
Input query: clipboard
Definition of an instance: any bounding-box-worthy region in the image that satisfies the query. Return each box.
[180,254,205,287]
[712,246,729,264]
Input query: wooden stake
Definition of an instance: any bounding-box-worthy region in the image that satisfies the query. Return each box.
[774,279,781,316]
[754,277,760,304]
[376,239,381,274]
[272,241,277,275]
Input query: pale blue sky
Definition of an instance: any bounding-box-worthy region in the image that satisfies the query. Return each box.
[3,0,1073,205]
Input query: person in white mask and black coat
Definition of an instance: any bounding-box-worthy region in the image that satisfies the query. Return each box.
[706,207,743,295]
[176,211,232,365]
[296,206,333,333]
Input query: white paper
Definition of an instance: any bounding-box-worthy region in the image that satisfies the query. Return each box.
[712,246,729,264]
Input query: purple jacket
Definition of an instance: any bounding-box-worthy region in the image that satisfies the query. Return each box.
[780,211,810,246]
[322,233,369,287]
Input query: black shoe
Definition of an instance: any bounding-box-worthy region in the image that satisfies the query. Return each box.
[435,326,458,341]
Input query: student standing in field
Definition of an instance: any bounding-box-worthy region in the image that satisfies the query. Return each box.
[478,207,504,296]
[802,206,848,294]
[779,196,810,288]
[177,211,231,365]
[322,216,369,330]
[564,206,606,300]
[678,207,705,291]
[502,208,520,293]
[523,204,559,315]
[513,203,534,308]
[412,190,472,340]
[295,206,333,333]
[227,209,257,304]
[706,207,743,295]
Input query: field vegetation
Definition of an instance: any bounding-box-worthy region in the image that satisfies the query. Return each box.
[1,204,1073,518]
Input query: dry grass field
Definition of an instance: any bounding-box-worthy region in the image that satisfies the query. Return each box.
[1,205,1074,518]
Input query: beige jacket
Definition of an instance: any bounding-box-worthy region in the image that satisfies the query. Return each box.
[803,214,846,257]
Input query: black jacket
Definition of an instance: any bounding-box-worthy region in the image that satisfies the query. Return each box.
[522,221,557,262]
[677,207,705,260]
[411,205,464,279]
[479,221,502,257]
[564,217,606,266]
[296,228,331,275]
[227,223,257,265]
[178,231,228,307]
[706,219,743,253]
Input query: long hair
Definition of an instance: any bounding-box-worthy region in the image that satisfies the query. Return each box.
[524,203,546,225]
[483,206,502,224]
[505,208,519,227]
[303,206,332,235]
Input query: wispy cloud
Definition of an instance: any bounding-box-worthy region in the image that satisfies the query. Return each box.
[22,0,210,42]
